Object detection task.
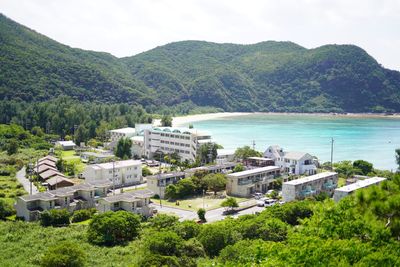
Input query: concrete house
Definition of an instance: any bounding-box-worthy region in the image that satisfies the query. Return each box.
[226,166,281,197]
[333,177,386,202]
[144,127,212,162]
[80,152,114,164]
[264,145,317,175]
[244,157,275,168]
[83,159,142,187]
[147,172,186,199]
[282,172,338,202]
[184,162,237,176]
[97,189,154,217]
[15,181,110,221]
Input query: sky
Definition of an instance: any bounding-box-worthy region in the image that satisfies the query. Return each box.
[2,0,400,70]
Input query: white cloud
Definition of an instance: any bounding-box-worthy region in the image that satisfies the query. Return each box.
[1,0,400,69]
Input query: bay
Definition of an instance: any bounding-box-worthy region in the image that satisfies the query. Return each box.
[179,114,400,171]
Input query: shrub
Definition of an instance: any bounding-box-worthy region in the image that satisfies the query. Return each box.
[0,192,5,198]
[197,208,206,222]
[71,209,96,223]
[0,199,14,219]
[40,241,86,267]
[143,230,183,256]
[87,211,141,246]
[174,220,201,240]
[148,214,179,230]
[40,209,70,227]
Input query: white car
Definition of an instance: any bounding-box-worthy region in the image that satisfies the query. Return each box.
[264,199,277,207]
[254,193,263,199]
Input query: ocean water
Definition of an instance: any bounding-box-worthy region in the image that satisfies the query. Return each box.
[180,114,400,171]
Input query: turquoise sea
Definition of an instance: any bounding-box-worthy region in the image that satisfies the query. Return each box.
[181,114,400,171]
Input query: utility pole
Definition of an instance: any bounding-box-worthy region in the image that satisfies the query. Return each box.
[159,151,162,208]
[330,138,334,171]
[252,140,256,150]
[28,161,33,195]
[112,160,115,196]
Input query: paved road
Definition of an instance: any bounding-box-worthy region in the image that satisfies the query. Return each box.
[151,199,264,222]
[16,167,38,195]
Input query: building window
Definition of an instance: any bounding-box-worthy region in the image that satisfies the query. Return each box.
[64,197,68,205]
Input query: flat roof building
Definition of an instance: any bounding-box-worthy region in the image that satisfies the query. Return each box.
[282,172,338,202]
[226,166,281,197]
[333,177,387,202]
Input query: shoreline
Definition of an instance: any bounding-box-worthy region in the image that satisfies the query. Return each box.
[167,111,400,126]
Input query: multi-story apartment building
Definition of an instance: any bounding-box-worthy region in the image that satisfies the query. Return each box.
[97,189,154,217]
[83,160,142,187]
[143,127,212,162]
[244,157,275,168]
[226,166,281,197]
[282,172,338,202]
[147,172,186,199]
[15,180,110,221]
[264,145,317,175]
[333,176,386,202]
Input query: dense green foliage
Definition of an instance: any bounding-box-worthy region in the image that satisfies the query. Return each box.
[2,14,400,113]
[40,209,70,227]
[115,137,132,159]
[1,177,400,266]
[234,145,262,160]
[221,197,239,211]
[87,211,141,246]
[0,199,13,219]
[203,173,226,195]
[40,241,86,267]
[71,209,97,223]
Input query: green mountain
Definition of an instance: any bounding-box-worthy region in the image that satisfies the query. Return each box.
[1,14,400,113]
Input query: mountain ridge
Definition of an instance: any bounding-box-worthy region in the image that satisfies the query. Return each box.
[1,13,400,113]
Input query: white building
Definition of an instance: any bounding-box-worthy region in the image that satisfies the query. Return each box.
[282,172,338,202]
[146,172,186,199]
[109,127,137,143]
[55,141,76,150]
[15,181,110,221]
[97,189,154,217]
[333,177,387,202]
[83,160,142,187]
[143,127,212,162]
[216,149,235,164]
[226,166,281,197]
[131,136,145,158]
[264,145,317,175]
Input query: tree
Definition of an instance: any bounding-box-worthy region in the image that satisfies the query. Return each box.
[142,166,152,177]
[143,230,183,256]
[40,241,86,267]
[233,163,245,173]
[198,143,218,164]
[71,209,96,223]
[161,114,173,127]
[234,146,262,161]
[165,184,179,200]
[148,214,179,230]
[204,173,226,195]
[176,178,197,198]
[6,139,18,155]
[115,137,132,159]
[74,124,88,145]
[221,197,239,211]
[174,220,201,240]
[40,209,70,227]
[87,211,141,246]
[333,160,359,178]
[396,149,400,171]
[197,208,206,222]
[353,160,373,175]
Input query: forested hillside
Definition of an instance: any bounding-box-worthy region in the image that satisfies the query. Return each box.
[1,14,400,113]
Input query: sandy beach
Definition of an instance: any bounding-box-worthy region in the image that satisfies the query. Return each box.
[152,111,400,127]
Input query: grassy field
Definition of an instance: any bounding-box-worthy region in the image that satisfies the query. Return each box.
[153,194,249,211]
[58,150,87,175]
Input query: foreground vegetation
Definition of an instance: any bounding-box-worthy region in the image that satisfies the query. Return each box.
[1,174,400,266]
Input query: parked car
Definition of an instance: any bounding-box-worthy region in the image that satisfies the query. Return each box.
[256,197,268,207]
[254,193,263,199]
[264,198,277,207]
